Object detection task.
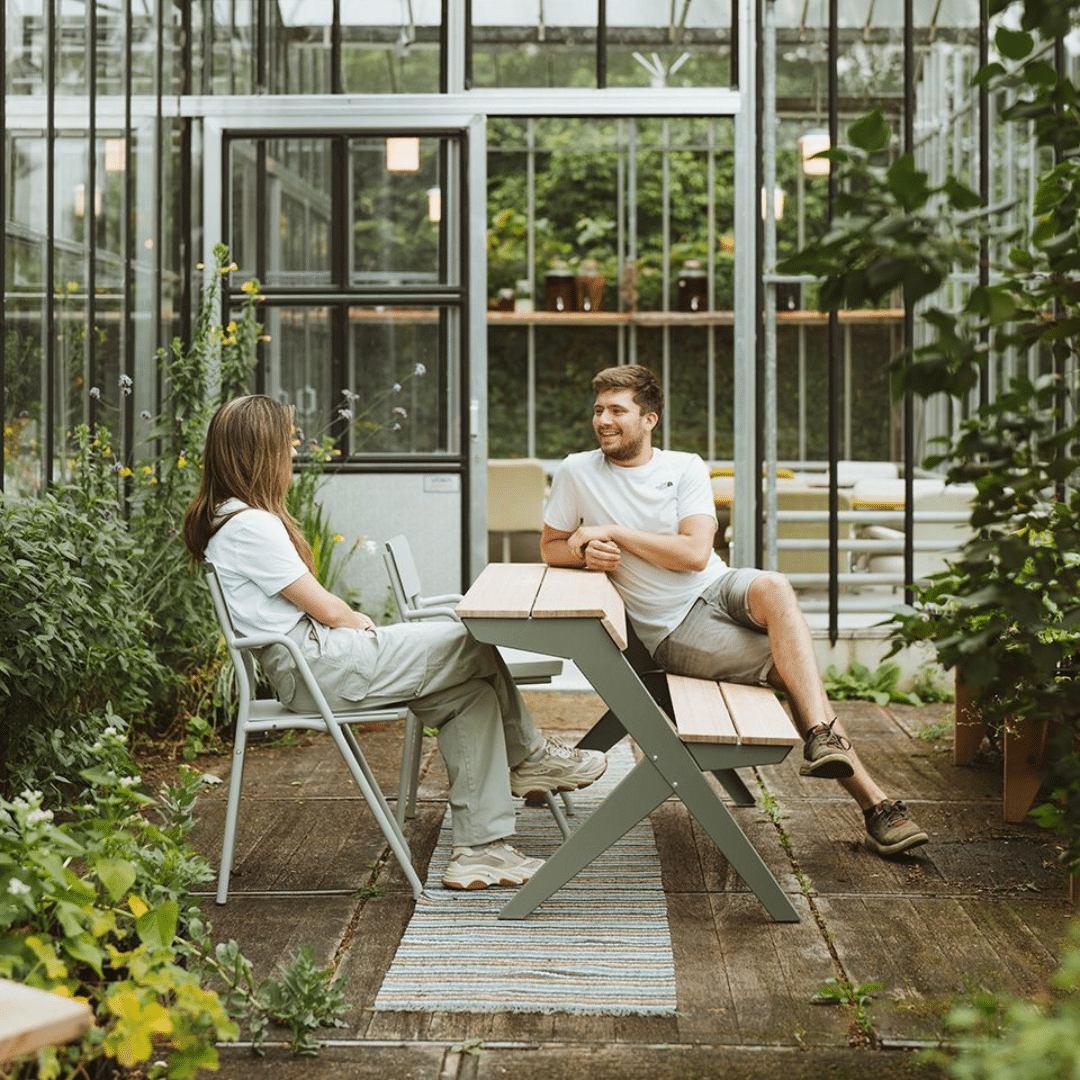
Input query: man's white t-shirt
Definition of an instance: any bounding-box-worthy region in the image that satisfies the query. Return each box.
[204,498,309,639]
[544,448,728,654]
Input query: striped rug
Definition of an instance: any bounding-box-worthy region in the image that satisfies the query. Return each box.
[373,743,677,1015]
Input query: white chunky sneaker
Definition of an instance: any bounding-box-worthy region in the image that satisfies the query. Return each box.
[441,841,544,890]
[510,736,607,799]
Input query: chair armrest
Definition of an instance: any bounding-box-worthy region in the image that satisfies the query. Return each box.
[231,629,336,716]
[419,593,464,607]
[403,605,462,622]
[858,524,905,540]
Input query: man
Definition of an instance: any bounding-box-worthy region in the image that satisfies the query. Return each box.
[541,364,928,857]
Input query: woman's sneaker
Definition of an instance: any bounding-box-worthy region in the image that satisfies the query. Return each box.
[799,719,855,779]
[442,841,544,890]
[510,737,607,799]
[864,799,929,856]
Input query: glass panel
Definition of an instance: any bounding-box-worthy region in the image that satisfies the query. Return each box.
[344,307,450,455]
[606,0,732,89]
[340,2,442,94]
[534,327,617,459]
[470,0,597,89]
[6,0,47,95]
[209,0,256,95]
[229,137,334,286]
[270,0,332,94]
[350,136,446,287]
[263,305,334,444]
[3,287,46,497]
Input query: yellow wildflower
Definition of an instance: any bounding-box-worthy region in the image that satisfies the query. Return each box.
[177,456,187,468]
[118,466,133,478]
[333,534,344,544]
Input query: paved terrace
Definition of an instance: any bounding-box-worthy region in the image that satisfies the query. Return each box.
[189,692,1074,1080]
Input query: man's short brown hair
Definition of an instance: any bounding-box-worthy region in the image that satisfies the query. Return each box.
[591,364,664,423]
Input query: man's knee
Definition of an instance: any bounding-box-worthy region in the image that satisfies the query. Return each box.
[748,570,799,619]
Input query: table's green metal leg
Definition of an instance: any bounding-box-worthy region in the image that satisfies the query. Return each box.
[710,768,756,806]
[499,756,672,919]
[576,709,626,751]
[465,616,799,923]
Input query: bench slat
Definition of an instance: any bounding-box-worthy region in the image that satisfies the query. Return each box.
[667,674,738,744]
[718,682,800,746]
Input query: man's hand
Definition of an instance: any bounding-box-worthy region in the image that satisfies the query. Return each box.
[566,524,617,560]
[582,537,621,572]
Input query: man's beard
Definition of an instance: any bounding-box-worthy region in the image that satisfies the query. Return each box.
[600,431,646,462]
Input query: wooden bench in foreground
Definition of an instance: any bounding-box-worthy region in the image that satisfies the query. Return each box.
[0,979,93,1065]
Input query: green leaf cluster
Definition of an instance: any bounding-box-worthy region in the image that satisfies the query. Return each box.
[822,661,925,707]
[781,1,1080,873]
[0,750,237,1079]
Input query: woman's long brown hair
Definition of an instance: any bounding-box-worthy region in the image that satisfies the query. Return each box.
[183,395,315,572]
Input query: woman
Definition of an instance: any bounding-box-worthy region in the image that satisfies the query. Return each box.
[183,395,605,890]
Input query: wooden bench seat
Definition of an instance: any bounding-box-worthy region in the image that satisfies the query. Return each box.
[667,673,800,748]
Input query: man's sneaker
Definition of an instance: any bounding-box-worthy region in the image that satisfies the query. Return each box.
[865,799,929,857]
[442,841,544,890]
[799,719,855,779]
[510,737,607,799]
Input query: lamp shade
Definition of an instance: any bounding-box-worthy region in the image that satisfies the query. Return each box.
[385,137,420,172]
[798,130,831,176]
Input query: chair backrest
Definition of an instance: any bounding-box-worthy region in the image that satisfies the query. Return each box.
[205,562,257,703]
[775,488,853,575]
[384,534,423,613]
[488,458,547,533]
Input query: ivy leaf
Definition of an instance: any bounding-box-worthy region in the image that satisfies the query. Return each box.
[135,900,179,949]
[848,109,891,153]
[95,857,137,903]
[995,26,1035,61]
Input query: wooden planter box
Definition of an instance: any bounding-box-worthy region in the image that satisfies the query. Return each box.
[953,672,1048,824]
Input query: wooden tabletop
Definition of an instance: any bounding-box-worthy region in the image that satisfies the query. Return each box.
[457,563,627,651]
[0,980,93,1064]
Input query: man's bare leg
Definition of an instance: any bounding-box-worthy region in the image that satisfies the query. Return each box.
[747,572,887,811]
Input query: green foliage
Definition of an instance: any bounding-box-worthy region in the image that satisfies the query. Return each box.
[782,3,1080,875]
[822,661,923,707]
[0,731,237,1079]
[812,976,883,1042]
[0,493,169,797]
[2,244,263,796]
[254,945,348,1055]
[933,922,1080,1080]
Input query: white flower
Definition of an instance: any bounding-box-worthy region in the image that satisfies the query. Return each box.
[7,878,31,897]
[26,808,53,826]
[393,382,402,393]
[119,373,133,395]
[89,386,101,400]
[118,775,141,788]
[338,407,353,420]
[393,422,402,431]
[393,406,407,418]
[414,363,426,376]
[140,409,152,420]
[363,539,377,555]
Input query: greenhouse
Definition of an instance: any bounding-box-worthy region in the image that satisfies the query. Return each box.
[3,0,1021,626]
[8,3,1080,1077]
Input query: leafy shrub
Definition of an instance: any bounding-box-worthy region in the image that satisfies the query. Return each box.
[0,721,237,1079]
[822,661,924,707]
[0,495,169,796]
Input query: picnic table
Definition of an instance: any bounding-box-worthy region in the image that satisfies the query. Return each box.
[457,563,800,922]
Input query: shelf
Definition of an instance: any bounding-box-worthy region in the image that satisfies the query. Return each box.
[486,308,905,327]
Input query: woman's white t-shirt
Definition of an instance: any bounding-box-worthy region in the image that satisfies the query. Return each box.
[544,448,728,653]
[204,498,308,639]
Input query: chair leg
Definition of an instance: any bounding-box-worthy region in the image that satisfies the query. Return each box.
[335,724,425,900]
[396,711,423,828]
[216,727,249,905]
[543,792,571,839]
